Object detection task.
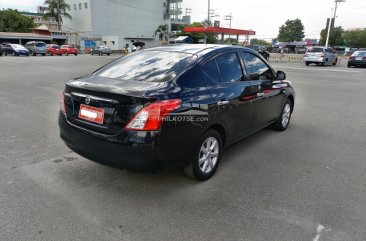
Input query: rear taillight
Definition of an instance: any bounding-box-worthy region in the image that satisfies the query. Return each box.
[60,90,66,114]
[125,99,181,131]
[320,53,324,57]
[304,53,308,57]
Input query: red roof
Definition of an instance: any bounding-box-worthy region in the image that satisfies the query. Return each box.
[184,27,255,35]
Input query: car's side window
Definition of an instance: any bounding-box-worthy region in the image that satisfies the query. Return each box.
[201,59,220,86]
[242,52,273,81]
[216,52,244,84]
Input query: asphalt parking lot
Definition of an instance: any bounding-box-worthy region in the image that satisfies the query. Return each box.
[1,54,366,241]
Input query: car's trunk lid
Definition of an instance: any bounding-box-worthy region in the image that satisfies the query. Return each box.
[64,75,165,135]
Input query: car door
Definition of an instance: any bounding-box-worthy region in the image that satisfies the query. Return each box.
[241,51,286,128]
[201,51,256,141]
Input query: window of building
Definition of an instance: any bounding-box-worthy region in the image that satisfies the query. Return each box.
[111,41,115,45]
[241,52,273,81]
[103,41,107,45]
[74,4,77,10]
[84,2,88,9]
[79,3,82,10]
[216,53,244,83]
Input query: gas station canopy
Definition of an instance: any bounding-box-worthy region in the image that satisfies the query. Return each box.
[184,26,256,36]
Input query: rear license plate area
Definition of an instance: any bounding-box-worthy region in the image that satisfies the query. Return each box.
[78,104,105,124]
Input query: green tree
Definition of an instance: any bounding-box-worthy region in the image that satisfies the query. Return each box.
[43,0,72,30]
[343,29,366,48]
[277,19,305,42]
[178,20,217,44]
[250,38,271,46]
[155,24,169,41]
[319,26,345,46]
[224,37,237,44]
[0,9,35,32]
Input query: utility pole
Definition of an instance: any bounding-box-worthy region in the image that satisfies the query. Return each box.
[224,13,233,44]
[325,0,345,48]
[185,8,191,16]
[207,0,210,23]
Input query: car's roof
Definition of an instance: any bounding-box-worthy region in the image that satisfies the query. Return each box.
[146,44,246,56]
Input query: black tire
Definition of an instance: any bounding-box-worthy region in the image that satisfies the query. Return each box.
[305,62,309,66]
[347,63,352,68]
[272,98,293,131]
[107,53,110,56]
[75,53,78,56]
[42,54,46,56]
[184,129,222,181]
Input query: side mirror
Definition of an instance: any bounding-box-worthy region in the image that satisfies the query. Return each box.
[276,70,286,80]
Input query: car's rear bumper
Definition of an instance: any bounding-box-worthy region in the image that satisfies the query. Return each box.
[58,113,189,171]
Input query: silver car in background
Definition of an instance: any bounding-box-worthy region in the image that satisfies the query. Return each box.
[304,47,338,66]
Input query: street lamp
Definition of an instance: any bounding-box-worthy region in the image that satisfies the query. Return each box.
[325,0,346,48]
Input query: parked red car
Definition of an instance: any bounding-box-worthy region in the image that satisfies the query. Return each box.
[47,44,63,56]
[61,45,78,56]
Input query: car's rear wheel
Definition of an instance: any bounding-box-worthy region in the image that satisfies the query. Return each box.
[272,99,293,131]
[107,53,110,56]
[305,62,309,66]
[184,129,222,181]
[75,53,78,56]
[347,63,352,68]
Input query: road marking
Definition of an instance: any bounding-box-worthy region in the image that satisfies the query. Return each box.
[272,65,364,73]
[313,224,325,241]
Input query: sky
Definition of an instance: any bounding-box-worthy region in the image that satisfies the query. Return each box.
[1,0,365,41]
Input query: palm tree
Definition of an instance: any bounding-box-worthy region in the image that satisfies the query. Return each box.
[43,0,72,30]
[155,24,168,42]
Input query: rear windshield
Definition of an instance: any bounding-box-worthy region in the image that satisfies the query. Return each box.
[307,48,324,53]
[97,50,197,82]
[352,51,366,57]
[36,42,45,47]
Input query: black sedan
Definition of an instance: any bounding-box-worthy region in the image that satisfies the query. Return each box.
[90,46,112,56]
[59,45,295,180]
[348,51,366,68]
[2,44,29,56]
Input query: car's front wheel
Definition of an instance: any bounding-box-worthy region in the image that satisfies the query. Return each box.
[184,129,222,181]
[272,99,293,131]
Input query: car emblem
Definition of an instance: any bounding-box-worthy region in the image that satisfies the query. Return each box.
[85,96,91,105]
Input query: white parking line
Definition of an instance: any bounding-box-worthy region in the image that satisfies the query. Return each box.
[272,65,364,73]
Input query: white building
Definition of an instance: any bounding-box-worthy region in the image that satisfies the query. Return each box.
[63,0,173,51]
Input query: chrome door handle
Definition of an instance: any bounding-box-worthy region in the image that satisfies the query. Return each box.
[257,92,264,97]
[217,100,229,106]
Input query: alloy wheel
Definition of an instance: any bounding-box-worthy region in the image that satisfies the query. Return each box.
[282,103,291,128]
[198,137,219,174]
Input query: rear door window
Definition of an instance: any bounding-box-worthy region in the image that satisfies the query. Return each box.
[216,52,244,84]
[242,52,273,81]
